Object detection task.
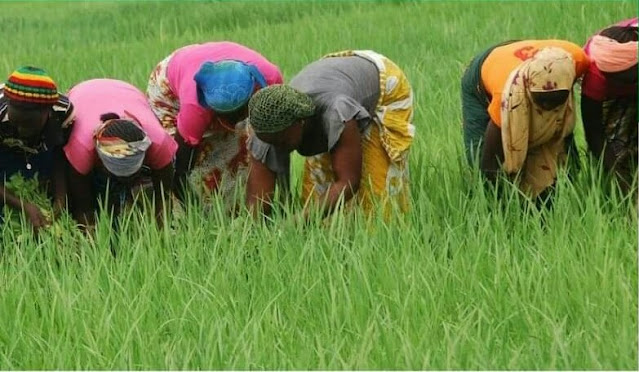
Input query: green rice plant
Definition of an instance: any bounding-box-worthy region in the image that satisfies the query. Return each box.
[0,1,635,369]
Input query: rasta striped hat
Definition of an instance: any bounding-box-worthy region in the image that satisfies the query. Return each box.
[4,66,59,105]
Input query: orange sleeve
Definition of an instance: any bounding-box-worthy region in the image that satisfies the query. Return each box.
[487,94,503,127]
[573,49,590,78]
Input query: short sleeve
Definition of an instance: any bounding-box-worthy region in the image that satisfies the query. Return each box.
[176,102,213,146]
[262,65,284,86]
[145,131,178,170]
[63,136,96,175]
[571,49,590,79]
[248,133,290,176]
[487,94,503,127]
[323,95,371,150]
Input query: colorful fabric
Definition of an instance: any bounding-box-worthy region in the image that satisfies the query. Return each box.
[185,121,250,210]
[500,47,577,197]
[0,88,74,154]
[589,35,638,73]
[301,50,414,213]
[303,124,410,215]
[146,53,179,135]
[95,119,152,177]
[65,79,177,175]
[480,39,589,126]
[147,59,250,209]
[248,84,316,133]
[582,18,638,101]
[4,66,59,106]
[148,41,283,146]
[195,60,267,113]
[325,50,415,161]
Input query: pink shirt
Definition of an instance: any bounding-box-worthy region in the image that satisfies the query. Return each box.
[167,41,283,146]
[582,17,638,101]
[64,79,178,175]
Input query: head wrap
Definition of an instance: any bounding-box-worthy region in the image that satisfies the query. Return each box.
[248,84,315,133]
[589,35,638,73]
[525,48,575,93]
[194,60,267,113]
[94,119,152,177]
[4,66,59,105]
[499,47,576,197]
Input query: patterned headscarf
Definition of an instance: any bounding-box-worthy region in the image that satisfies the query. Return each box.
[248,84,315,133]
[500,47,576,197]
[194,60,267,113]
[94,118,152,177]
[4,66,59,105]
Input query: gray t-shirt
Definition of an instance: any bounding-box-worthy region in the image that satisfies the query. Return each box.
[249,56,380,177]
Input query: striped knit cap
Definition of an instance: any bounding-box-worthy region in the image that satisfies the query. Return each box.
[4,66,59,105]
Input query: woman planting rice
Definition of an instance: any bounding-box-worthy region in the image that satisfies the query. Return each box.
[247,50,415,218]
[581,18,638,194]
[147,41,283,208]
[461,40,589,201]
[65,79,177,227]
[0,66,74,234]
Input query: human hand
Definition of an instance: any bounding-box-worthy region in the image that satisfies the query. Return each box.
[24,203,51,235]
[52,198,66,220]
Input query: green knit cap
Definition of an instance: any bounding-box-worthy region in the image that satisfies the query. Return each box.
[248,85,315,133]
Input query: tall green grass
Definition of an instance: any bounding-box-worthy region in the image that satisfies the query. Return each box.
[0,1,636,369]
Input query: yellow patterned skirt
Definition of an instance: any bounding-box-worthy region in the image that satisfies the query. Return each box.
[147,54,249,210]
[301,50,415,214]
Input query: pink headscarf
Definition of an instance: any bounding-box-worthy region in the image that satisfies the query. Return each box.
[589,35,638,73]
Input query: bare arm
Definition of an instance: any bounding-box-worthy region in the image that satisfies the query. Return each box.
[0,182,49,234]
[52,148,68,214]
[173,131,197,203]
[480,120,504,183]
[246,153,277,216]
[581,94,617,171]
[321,120,363,216]
[0,181,25,211]
[581,94,605,158]
[151,163,174,226]
[67,166,96,227]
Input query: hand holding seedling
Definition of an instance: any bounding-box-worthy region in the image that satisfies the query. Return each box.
[23,202,51,235]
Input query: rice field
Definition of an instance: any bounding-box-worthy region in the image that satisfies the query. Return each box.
[0,1,636,369]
